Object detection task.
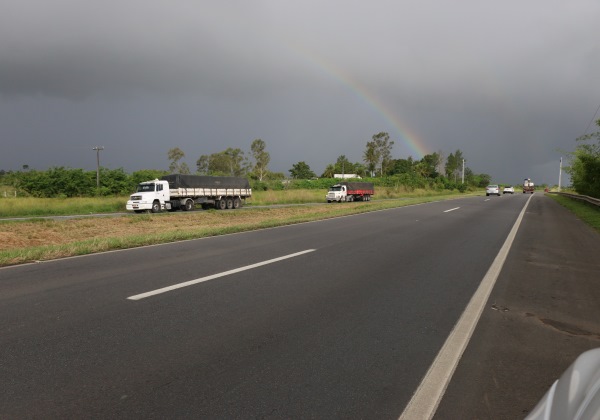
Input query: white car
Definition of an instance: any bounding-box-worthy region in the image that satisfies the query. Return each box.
[486,185,501,196]
[503,186,515,194]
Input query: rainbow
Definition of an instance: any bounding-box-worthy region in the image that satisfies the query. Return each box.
[291,45,430,159]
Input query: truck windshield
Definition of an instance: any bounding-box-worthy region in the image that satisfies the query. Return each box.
[329,186,342,192]
[136,184,156,192]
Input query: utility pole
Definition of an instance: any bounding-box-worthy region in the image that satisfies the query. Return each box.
[461,159,465,184]
[93,146,104,188]
[558,157,562,192]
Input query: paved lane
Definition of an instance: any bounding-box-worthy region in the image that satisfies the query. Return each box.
[0,194,530,418]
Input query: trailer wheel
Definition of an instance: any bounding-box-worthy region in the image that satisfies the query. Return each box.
[226,198,234,209]
[233,197,241,209]
[183,199,194,211]
[151,201,161,213]
[217,198,227,210]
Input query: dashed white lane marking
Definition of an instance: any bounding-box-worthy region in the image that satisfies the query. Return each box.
[127,249,316,301]
[444,207,460,213]
[399,194,533,420]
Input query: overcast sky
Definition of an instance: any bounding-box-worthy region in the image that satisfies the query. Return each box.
[2,0,599,185]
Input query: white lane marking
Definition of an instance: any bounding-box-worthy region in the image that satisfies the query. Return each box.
[399,194,533,420]
[444,207,460,213]
[127,249,316,301]
[484,199,491,202]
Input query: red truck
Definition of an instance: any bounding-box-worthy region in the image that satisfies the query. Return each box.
[326,182,374,202]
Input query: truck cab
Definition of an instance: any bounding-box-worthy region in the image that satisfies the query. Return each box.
[126,179,170,213]
[326,184,347,202]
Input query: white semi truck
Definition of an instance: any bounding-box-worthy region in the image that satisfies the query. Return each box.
[126,174,251,213]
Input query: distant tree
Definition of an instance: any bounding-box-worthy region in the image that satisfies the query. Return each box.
[250,139,270,181]
[196,148,249,176]
[414,153,441,178]
[167,147,190,174]
[18,167,94,197]
[131,169,167,186]
[321,156,366,178]
[473,173,491,187]
[97,167,132,196]
[567,119,600,197]
[364,132,394,176]
[321,164,335,178]
[196,155,209,175]
[289,161,316,179]
[391,157,415,175]
[222,147,249,176]
[445,149,464,182]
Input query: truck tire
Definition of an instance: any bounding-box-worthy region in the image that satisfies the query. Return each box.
[226,198,234,209]
[151,201,161,213]
[233,197,241,209]
[183,199,194,211]
[217,198,227,210]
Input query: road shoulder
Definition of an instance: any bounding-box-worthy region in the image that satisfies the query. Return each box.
[435,194,600,419]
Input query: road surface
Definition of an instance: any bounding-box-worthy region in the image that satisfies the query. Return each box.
[1,193,598,418]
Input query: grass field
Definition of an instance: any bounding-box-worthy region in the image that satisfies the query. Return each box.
[0,191,470,266]
[0,187,464,217]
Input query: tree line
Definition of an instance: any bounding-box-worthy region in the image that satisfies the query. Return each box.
[168,133,492,190]
[1,131,494,197]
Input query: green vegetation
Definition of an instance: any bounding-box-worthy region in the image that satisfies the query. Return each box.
[566,119,600,198]
[547,194,600,233]
[0,186,474,218]
[1,131,494,200]
[0,196,126,217]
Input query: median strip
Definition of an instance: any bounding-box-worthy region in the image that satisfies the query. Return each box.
[127,249,316,300]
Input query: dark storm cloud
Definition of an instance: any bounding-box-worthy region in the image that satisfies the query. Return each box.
[1,0,599,184]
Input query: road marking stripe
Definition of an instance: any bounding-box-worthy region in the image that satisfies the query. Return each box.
[127,249,316,301]
[444,207,460,213]
[399,194,533,420]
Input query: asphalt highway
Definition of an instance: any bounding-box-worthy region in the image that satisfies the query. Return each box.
[1,193,597,418]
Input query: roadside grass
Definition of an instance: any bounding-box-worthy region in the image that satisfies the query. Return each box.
[546,194,600,233]
[0,196,126,217]
[0,194,465,266]
[0,187,472,217]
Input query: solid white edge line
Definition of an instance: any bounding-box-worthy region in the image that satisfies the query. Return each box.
[399,194,533,420]
[127,249,316,301]
[444,207,460,213]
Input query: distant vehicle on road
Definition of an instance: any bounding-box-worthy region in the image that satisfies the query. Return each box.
[326,182,374,202]
[523,178,535,194]
[503,186,515,194]
[486,185,501,196]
